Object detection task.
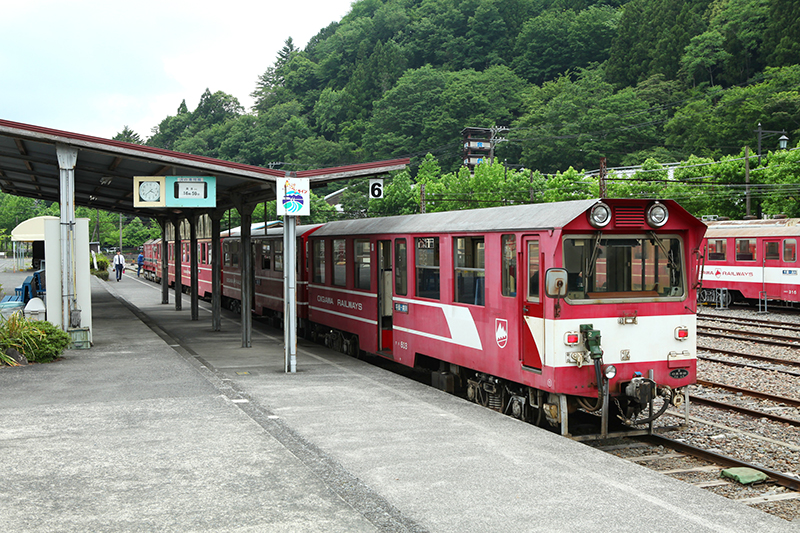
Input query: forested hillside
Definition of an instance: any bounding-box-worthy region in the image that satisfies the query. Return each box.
[133,0,798,174]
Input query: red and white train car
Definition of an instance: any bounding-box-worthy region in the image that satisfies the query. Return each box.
[306,198,706,437]
[142,238,162,281]
[221,225,322,321]
[699,217,800,306]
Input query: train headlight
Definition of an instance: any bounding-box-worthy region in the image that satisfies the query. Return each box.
[603,365,617,380]
[588,202,611,228]
[564,331,581,345]
[646,202,669,227]
[674,326,689,341]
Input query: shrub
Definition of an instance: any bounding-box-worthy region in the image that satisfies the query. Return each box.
[0,312,44,363]
[30,320,71,362]
[94,253,110,271]
[92,269,110,281]
[0,313,71,364]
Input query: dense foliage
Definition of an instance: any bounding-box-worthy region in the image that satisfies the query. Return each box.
[3,0,799,233]
[0,312,71,364]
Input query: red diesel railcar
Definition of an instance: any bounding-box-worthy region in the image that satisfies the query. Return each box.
[305,199,706,437]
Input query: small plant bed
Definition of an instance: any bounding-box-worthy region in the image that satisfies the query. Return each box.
[0,312,72,366]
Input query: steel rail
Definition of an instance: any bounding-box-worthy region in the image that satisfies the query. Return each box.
[689,395,800,427]
[696,379,800,407]
[697,313,800,332]
[698,345,800,368]
[697,326,800,346]
[642,434,800,492]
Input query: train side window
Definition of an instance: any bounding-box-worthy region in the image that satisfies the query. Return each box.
[735,238,756,261]
[265,241,273,270]
[313,240,325,284]
[416,237,440,300]
[454,236,485,305]
[395,239,407,296]
[230,241,240,268]
[707,239,726,261]
[355,240,371,290]
[765,241,780,261]
[198,243,204,265]
[223,242,230,267]
[207,243,212,265]
[527,240,540,301]
[333,239,346,286]
[784,239,797,262]
[501,235,516,297]
[274,240,283,272]
[169,243,175,262]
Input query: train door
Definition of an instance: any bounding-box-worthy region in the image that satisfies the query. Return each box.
[763,239,782,299]
[521,236,544,370]
[378,240,393,351]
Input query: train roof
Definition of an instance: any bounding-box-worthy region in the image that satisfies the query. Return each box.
[312,199,604,237]
[705,218,800,238]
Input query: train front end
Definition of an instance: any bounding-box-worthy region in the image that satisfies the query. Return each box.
[542,199,707,437]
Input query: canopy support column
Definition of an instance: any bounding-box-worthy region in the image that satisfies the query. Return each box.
[210,211,223,331]
[172,216,183,311]
[56,143,78,330]
[160,218,169,304]
[189,214,199,321]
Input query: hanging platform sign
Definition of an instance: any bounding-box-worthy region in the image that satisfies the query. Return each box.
[133,176,216,208]
[277,177,310,217]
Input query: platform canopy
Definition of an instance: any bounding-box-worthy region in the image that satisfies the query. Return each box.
[10,215,58,241]
[0,119,409,218]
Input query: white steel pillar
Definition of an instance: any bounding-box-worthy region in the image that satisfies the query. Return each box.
[56,143,79,329]
[283,215,297,373]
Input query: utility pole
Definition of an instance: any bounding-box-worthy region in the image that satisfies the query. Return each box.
[489,126,509,165]
[598,157,608,199]
[744,146,750,217]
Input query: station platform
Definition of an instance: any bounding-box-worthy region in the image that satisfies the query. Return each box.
[0,266,796,532]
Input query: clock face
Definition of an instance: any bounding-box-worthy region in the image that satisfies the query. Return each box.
[139,181,161,202]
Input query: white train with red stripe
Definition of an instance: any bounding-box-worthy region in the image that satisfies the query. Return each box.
[699,216,800,307]
[304,198,706,438]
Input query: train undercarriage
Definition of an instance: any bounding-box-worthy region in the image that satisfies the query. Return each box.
[306,323,690,440]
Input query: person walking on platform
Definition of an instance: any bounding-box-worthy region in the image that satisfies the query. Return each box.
[113,250,125,282]
[137,251,144,277]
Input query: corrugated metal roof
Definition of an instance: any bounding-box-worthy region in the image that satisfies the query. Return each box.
[0,119,408,218]
[313,199,600,236]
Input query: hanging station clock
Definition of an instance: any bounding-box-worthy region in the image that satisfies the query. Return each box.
[133,176,166,207]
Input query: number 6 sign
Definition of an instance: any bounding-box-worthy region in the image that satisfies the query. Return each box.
[369,178,384,199]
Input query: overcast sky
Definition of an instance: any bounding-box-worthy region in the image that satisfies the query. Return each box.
[0,0,355,141]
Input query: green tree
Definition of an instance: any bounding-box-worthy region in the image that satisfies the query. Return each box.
[113,126,144,144]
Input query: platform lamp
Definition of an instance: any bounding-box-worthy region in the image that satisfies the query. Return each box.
[755,122,789,166]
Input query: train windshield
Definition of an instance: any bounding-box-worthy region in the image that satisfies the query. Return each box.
[562,234,684,300]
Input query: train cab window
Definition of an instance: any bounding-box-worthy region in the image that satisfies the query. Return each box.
[707,239,726,261]
[454,237,485,305]
[261,242,271,270]
[501,235,516,297]
[416,237,440,300]
[230,241,240,268]
[765,241,780,261]
[735,238,756,261]
[333,239,346,286]
[274,240,283,272]
[355,240,371,290]
[395,239,407,296]
[563,235,685,300]
[784,239,797,262]
[527,240,540,301]
[313,240,325,283]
